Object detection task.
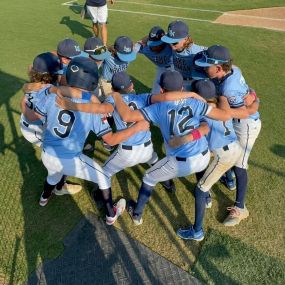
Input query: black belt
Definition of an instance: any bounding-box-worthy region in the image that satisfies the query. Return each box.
[223,145,229,151]
[22,121,29,127]
[176,149,208,161]
[122,140,151,150]
[233,118,258,123]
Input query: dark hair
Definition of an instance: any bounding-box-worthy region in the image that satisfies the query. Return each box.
[28,68,59,84]
[221,59,233,72]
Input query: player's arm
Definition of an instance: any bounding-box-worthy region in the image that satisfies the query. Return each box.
[56,94,114,114]
[102,120,149,146]
[150,91,206,104]
[230,99,260,119]
[112,92,145,122]
[168,122,210,148]
[22,82,49,93]
[20,96,43,121]
[206,96,232,121]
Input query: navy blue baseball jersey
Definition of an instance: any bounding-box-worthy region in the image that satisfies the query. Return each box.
[140,98,211,157]
[106,93,152,145]
[35,93,111,158]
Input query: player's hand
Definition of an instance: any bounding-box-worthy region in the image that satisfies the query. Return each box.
[168,135,188,148]
[136,120,150,132]
[56,94,73,110]
[244,89,256,106]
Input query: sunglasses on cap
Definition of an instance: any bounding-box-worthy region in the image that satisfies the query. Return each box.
[201,52,230,65]
[85,46,108,55]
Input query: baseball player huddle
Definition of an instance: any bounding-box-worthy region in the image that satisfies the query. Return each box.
[20,18,261,241]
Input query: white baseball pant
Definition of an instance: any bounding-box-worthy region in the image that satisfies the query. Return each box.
[20,115,44,147]
[198,141,243,192]
[233,118,261,169]
[41,150,110,189]
[143,150,210,187]
[103,141,158,178]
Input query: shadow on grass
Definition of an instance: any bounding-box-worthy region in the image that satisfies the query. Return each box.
[193,228,285,285]
[270,144,285,159]
[59,16,93,38]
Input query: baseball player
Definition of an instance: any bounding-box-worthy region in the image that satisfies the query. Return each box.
[100,36,137,96]
[34,57,149,226]
[195,45,262,226]
[134,26,173,94]
[161,20,207,91]
[20,52,62,147]
[170,79,259,241]
[85,0,115,46]
[110,70,236,226]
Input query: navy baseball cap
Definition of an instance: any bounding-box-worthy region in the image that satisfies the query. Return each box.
[84,37,111,61]
[161,20,189,44]
[57,38,88,59]
[111,71,132,91]
[195,45,231,67]
[191,51,209,80]
[114,36,136,62]
[66,57,99,91]
[192,79,217,100]
[160,70,183,91]
[147,26,165,47]
[33,52,62,75]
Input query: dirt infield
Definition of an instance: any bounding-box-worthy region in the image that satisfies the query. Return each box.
[214,7,285,32]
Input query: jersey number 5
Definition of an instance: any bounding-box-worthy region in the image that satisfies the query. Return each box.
[168,106,194,135]
[54,110,75,138]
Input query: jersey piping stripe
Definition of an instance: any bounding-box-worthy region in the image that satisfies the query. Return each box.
[102,149,119,168]
[241,123,250,168]
[34,106,46,116]
[146,159,172,176]
[199,155,220,188]
[139,109,151,122]
[34,131,43,143]
[79,154,109,179]
[97,128,112,138]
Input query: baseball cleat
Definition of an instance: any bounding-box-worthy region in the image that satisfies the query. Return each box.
[39,191,53,207]
[176,225,204,241]
[54,183,82,196]
[220,175,236,191]
[128,200,143,226]
[223,206,249,226]
[106,198,126,225]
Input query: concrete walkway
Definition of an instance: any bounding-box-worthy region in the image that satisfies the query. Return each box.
[26,212,202,285]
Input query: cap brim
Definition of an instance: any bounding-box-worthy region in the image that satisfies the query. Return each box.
[147,40,163,47]
[191,70,208,80]
[194,59,213,67]
[90,50,111,61]
[161,35,185,44]
[70,51,89,59]
[116,51,137,62]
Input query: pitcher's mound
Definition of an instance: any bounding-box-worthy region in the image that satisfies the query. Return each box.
[214,7,285,32]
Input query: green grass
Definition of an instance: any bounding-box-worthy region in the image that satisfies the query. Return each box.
[0,0,285,284]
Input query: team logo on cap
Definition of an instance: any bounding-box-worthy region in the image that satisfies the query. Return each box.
[150,33,157,39]
[74,45,81,52]
[71,65,79,72]
[123,46,131,53]
[168,29,175,37]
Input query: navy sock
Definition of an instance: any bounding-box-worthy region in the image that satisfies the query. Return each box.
[43,180,56,199]
[134,182,154,218]
[225,169,234,182]
[234,166,247,209]
[101,188,114,217]
[55,175,67,190]
[194,186,209,232]
[195,170,206,182]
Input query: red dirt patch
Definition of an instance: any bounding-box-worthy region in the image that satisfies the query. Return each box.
[214,7,285,32]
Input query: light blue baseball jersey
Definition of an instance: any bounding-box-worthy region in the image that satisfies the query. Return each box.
[140,98,210,157]
[101,55,129,81]
[135,43,173,68]
[215,66,259,120]
[35,93,111,158]
[203,117,237,151]
[173,44,207,79]
[105,93,152,145]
